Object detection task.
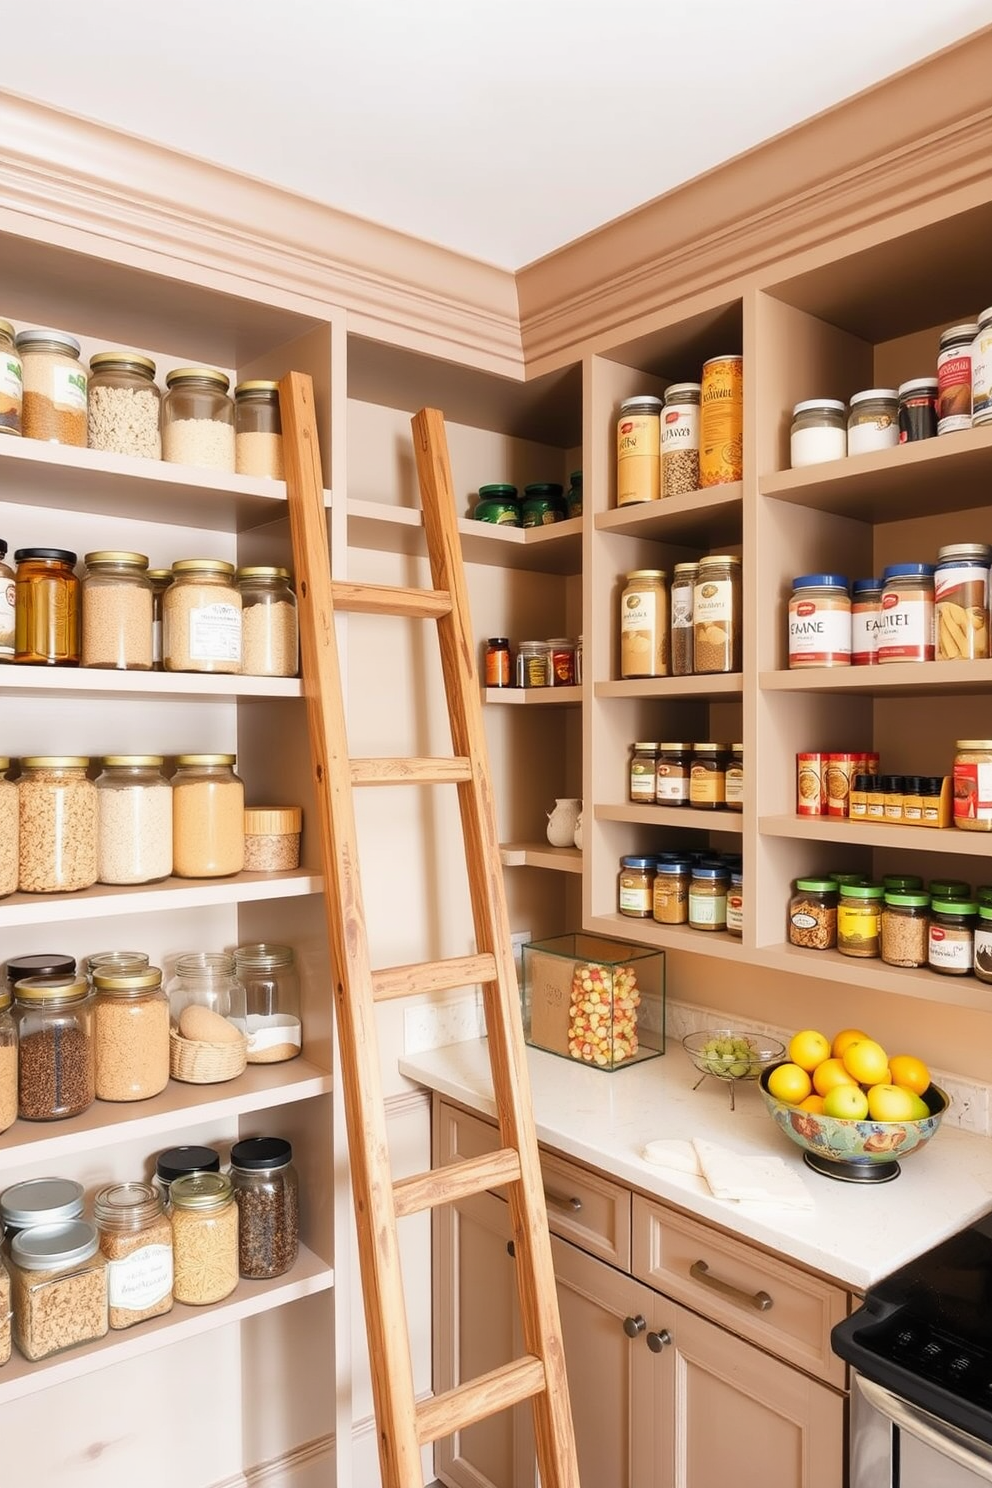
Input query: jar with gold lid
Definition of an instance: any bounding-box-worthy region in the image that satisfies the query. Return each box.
[162,367,235,471]
[18,756,97,892]
[163,559,242,674]
[81,551,153,670]
[234,380,283,479]
[620,570,668,678]
[172,754,245,878]
[237,566,298,677]
[169,1173,238,1305]
[693,555,741,673]
[629,743,657,804]
[689,743,730,810]
[0,320,22,435]
[13,974,95,1120]
[87,352,161,459]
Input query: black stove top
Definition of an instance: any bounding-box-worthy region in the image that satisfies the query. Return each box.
[833,1208,992,1447]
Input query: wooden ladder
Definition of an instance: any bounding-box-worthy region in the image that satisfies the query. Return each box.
[279,373,580,1488]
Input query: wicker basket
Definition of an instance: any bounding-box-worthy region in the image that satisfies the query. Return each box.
[169,1026,248,1084]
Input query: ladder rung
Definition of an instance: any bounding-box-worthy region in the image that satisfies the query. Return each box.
[331,579,452,619]
[393,1149,523,1219]
[415,1356,547,1446]
[350,756,473,786]
[372,952,498,1003]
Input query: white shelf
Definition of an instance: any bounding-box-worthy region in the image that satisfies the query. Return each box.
[0,668,301,700]
[346,499,583,573]
[485,685,582,706]
[0,1244,334,1405]
[499,843,582,873]
[759,814,991,859]
[596,804,743,834]
[760,660,992,698]
[0,870,324,928]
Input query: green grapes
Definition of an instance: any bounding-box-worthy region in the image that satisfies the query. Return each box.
[697,1036,757,1079]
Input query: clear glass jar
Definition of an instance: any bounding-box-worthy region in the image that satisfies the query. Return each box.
[155,1145,221,1206]
[93,966,170,1101]
[652,857,690,925]
[788,878,838,950]
[788,574,851,668]
[15,328,87,446]
[0,757,16,897]
[851,578,881,665]
[975,905,992,983]
[515,640,552,688]
[689,743,730,810]
[148,567,172,671]
[0,538,14,659]
[163,558,242,674]
[0,984,16,1134]
[234,380,283,478]
[172,754,245,877]
[629,742,658,804]
[85,950,150,986]
[688,863,729,931]
[935,543,991,661]
[837,881,884,958]
[87,352,161,459]
[618,856,654,918]
[230,1136,300,1279]
[847,389,899,455]
[655,742,692,806]
[880,893,930,968]
[18,756,97,892]
[237,566,298,677]
[548,638,576,686]
[169,1173,238,1305]
[661,382,701,496]
[161,367,235,471]
[928,898,977,976]
[81,550,153,670]
[670,561,696,676]
[616,395,662,506]
[790,399,846,467]
[13,547,80,665]
[0,1176,84,1241]
[166,951,247,1039]
[693,555,741,673]
[0,320,22,436]
[8,1220,107,1359]
[96,755,173,885]
[233,942,302,1063]
[953,740,992,832]
[726,871,744,937]
[13,973,94,1120]
[878,564,935,664]
[620,569,668,678]
[94,1181,173,1329]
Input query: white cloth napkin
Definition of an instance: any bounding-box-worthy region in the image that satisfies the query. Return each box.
[641,1137,814,1212]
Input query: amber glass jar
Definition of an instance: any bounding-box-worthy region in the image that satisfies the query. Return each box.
[87,352,161,459]
[655,743,692,807]
[13,547,80,665]
[234,381,283,479]
[689,744,730,809]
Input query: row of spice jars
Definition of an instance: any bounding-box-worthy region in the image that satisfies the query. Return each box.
[788,874,992,977]
[485,635,580,688]
[473,475,582,526]
[0,546,299,675]
[796,741,990,831]
[0,324,285,478]
[620,556,742,679]
[629,742,743,810]
[619,852,743,935]
[616,356,743,505]
[0,1141,299,1361]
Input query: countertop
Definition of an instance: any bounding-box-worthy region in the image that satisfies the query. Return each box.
[399,1037,992,1291]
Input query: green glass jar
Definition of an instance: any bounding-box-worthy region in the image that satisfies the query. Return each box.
[521,483,566,527]
[474,484,520,525]
[565,471,582,518]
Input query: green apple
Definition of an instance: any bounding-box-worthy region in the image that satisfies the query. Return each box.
[822,1084,869,1120]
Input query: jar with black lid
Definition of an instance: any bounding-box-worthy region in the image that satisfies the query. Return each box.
[5,953,75,999]
[629,743,658,804]
[655,742,692,807]
[230,1136,299,1279]
[14,548,80,665]
[689,743,730,809]
[898,378,938,443]
[87,352,161,459]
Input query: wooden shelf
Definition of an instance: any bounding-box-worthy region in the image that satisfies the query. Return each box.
[0,1243,334,1406]
[0,668,301,701]
[596,804,743,834]
[595,675,742,701]
[0,1058,332,1166]
[347,499,583,573]
[585,911,744,960]
[499,842,582,873]
[760,814,990,859]
[485,685,582,705]
[760,660,992,698]
[594,483,743,547]
[0,870,324,928]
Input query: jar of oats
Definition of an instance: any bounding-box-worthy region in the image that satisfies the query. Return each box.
[9,1220,107,1359]
[94,1181,173,1329]
[87,352,161,459]
[18,756,97,893]
[96,756,173,884]
[0,757,17,898]
[169,1172,238,1305]
[93,966,170,1101]
[81,551,153,670]
[237,566,298,676]
[15,328,87,446]
[162,367,235,470]
[234,381,283,479]
[172,754,245,877]
[163,559,242,674]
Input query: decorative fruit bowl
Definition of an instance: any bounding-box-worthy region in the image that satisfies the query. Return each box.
[759,1064,949,1183]
[682,1029,786,1110]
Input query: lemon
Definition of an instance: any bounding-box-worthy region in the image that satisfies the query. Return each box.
[767,1062,812,1104]
[823,1085,869,1120]
[842,1038,890,1086]
[788,1028,831,1072]
[866,1084,917,1122]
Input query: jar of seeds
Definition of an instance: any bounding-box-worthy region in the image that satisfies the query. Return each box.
[0,757,17,899]
[94,1181,173,1329]
[96,755,173,885]
[15,328,87,446]
[87,352,161,459]
[18,756,97,892]
[162,367,235,470]
[661,383,700,496]
[169,1172,238,1305]
[230,1136,299,1279]
[9,1220,107,1359]
[13,974,94,1120]
[880,892,930,968]
[81,551,153,670]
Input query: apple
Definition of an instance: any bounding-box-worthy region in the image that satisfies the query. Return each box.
[866,1084,917,1122]
[822,1085,869,1120]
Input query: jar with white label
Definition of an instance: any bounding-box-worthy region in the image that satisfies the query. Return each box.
[975,906,992,983]
[163,559,242,674]
[953,740,992,832]
[928,898,977,975]
[655,742,692,806]
[15,328,88,446]
[693,555,741,673]
[847,389,899,454]
[726,872,744,937]
[790,400,846,466]
[620,570,668,678]
[851,578,881,665]
[94,1181,173,1330]
[788,574,851,668]
[935,543,991,661]
[877,564,935,663]
[661,383,700,496]
[0,320,22,435]
[937,323,978,434]
[688,864,729,931]
[972,308,992,426]
[629,743,658,803]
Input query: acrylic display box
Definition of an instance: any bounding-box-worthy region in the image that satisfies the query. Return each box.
[521,934,665,1071]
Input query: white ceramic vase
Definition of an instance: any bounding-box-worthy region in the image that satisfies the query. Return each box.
[546,798,581,847]
[572,812,583,850]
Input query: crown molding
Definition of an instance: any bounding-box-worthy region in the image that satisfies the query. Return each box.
[0,92,524,377]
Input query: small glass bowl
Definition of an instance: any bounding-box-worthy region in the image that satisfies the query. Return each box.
[682,1028,786,1109]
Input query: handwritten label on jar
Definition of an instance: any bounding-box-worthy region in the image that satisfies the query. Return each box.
[189,602,243,663]
[106,1244,173,1311]
[929,924,972,973]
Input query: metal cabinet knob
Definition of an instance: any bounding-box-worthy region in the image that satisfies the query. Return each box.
[623,1314,647,1338]
[646,1329,672,1353]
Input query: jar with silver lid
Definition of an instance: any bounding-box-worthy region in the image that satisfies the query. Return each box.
[935,543,991,661]
[617,395,662,506]
[9,1220,107,1359]
[163,559,242,674]
[87,352,161,459]
[790,399,846,467]
[81,550,153,670]
[237,566,298,677]
[847,389,899,455]
[94,1181,173,1329]
[15,328,87,446]
[234,380,283,479]
[0,1176,84,1240]
[162,367,235,471]
[0,320,22,435]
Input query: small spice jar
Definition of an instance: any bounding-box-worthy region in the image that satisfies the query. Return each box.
[670,562,697,676]
[484,637,511,687]
[237,566,298,677]
[15,328,87,446]
[13,547,80,666]
[877,564,935,663]
[548,638,576,686]
[0,539,14,659]
[880,892,930,968]
[474,484,520,525]
[565,471,582,518]
[155,1145,221,1206]
[725,745,744,811]
[837,881,884,958]
[661,382,701,496]
[655,742,692,807]
[18,756,97,893]
[790,399,847,467]
[8,1220,107,1360]
[169,1172,238,1306]
[788,575,851,668]
[172,754,245,878]
[847,389,899,455]
[629,743,658,804]
[0,757,16,898]
[13,973,94,1120]
[161,367,235,471]
[233,943,302,1063]
[230,1136,300,1279]
[243,805,302,873]
[0,1177,84,1242]
[87,352,161,459]
[928,898,977,976]
[688,863,729,931]
[148,568,172,671]
[935,543,991,661]
[0,320,22,435]
[96,755,173,885]
[726,871,744,938]
[234,380,283,479]
[689,743,730,810]
[618,856,655,918]
[0,984,16,1134]
[953,741,992,831]
[851,578,882,665]
[93,966,170,1101]
[938,322,978,434]
[620,569,668,678]
[788,879,838,950]
[163,558,242,675]
[898,378,938,443]
[81,550,153,670]
[521,482,566,527]
[616,395,662,506]
[515,640,552,688]
[693,555,741,673]
[652,857,690,925]
[94,1181,173,1329]
[974,905,992,983]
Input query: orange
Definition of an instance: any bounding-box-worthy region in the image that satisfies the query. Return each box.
[788,1029,831,1072]
[831,1027,869,1059]
[823,1085,869,1120]
[888,1054,930,1096]
[798,1093,826,1114]
[812,1057,858,1097]
[842,1038,890,1086]
[767,1063,812,1105]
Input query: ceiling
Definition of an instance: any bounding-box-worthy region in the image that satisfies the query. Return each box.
[3,1,991,270]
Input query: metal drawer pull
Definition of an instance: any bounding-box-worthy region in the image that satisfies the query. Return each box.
[646,1329,672,1352]
[544,1188,582,1213]
[622,1314,646,1338]
[689,1259,773,1312]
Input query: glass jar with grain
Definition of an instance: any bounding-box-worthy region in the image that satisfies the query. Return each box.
[13,547,80,665]
[169,1172,238,1305]
[234,380,283,479]
[692,555,740,673]
[0,320,22,436]
[620,570,668,678]
[94,1181,173,1329]
[0,757,17,898]
[172,754,245,877]
[87,352,161,459]
[96,755,173,885]
[18,756,97,892]
[788,879,838,950]
[652,857,690,925]
[163,559,242,674]
[8,1220,107,1359]
[13,974,94,1120]
[162,367,235,471]
[148,568,172,671]
[93,966,170,1101]
[81,551,153,670]
[661,383,700,496]
[880,892,929,968]
[14,328,87,446]
[837,881,883,958]
[230,1136,299,1279]
[237,566,298,677]
[1,1177,84,1241]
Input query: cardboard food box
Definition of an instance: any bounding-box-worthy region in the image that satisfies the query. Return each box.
[522,933,665,1071]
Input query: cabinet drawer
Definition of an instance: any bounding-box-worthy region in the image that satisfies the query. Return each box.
[632,1196,848,1387]
[434,1099,631,1269]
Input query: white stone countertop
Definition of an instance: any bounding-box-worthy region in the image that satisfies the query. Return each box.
[399,1037,992,1292]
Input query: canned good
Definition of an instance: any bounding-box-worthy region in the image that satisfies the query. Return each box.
[937,323,977,434]
[953,740,992,831]
[699,356,743,486]
[897,378,938,442]
[847,389,899,455]
[825,753,857,817]
[877,564,935,663]
[474,485,520,525]
[788,574,851,668]
[796,753,824,815]
[934,543,990,661]
[616,396,662,506]
[619,570,668,678]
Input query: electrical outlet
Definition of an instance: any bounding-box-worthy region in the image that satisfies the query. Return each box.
[404,995,486,1055]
